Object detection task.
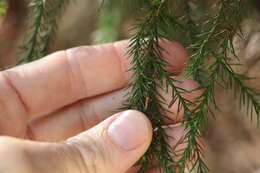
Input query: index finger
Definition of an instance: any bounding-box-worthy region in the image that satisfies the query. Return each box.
[1,40,188,120]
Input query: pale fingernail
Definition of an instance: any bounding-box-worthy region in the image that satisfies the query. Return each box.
[108,110,150,151]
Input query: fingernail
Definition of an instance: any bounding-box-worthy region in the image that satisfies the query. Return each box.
[108,110,150,151]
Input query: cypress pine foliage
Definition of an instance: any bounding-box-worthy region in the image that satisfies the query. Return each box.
[19,0,260,172]
[122,1,192,172]
[178,1,259,172]
[18,0,69,64]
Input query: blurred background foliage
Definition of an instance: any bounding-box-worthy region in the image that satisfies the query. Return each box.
[0,1,260,172]
[0,0,256,66]
[0,0,7,16]
[0,0,216,67]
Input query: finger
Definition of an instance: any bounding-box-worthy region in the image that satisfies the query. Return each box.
[0,40,188,137]
[27,78,200,142]
[3,40,188,119]
[161,77,203,124]
[27,89,126,141]
[0,110,152,173]
[166,124,188,162]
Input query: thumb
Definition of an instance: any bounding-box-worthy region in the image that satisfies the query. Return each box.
[0,110,152,173]
[64,110,153,173]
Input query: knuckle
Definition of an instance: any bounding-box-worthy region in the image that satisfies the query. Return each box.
[62,135,107,173]
[63,48,88,99]
[1,71,29,114]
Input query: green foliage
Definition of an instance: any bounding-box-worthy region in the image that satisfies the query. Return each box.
[18,0,69,64]
[0,0,7,16]
[122,1,198,172]
[19,0,260,172]
[125,0,259,172]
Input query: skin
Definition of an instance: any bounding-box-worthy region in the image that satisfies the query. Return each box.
[0,40,200,173]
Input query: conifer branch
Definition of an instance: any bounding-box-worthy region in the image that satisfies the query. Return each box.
[186,0,259,118]
[180,0,259,172]
[18,0,69,64]
[124,1,196,172]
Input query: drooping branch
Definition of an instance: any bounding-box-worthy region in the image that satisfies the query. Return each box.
[18,0,70,64]
[179,1,259,172]
[124,1,196,172]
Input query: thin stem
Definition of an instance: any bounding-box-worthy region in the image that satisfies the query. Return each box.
[18,0,69,64]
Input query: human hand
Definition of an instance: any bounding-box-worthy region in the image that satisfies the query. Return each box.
[0,40,200,173]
